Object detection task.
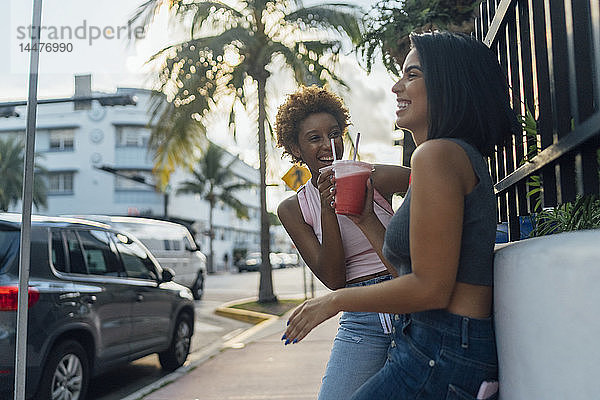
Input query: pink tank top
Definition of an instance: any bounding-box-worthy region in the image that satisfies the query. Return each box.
[297,180,394,282]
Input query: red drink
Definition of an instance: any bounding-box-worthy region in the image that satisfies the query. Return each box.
[333,160,372,215]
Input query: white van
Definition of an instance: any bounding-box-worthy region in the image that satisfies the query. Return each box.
[67,215,207,299]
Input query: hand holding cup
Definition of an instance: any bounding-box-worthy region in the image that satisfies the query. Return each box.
[317,166,336,212]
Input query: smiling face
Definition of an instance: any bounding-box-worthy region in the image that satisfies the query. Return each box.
[392,48,429,145]
[292,112,344,177]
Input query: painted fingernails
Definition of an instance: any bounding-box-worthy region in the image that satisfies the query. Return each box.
[285,339,290,345]
[292,339,298,344]
[281,334,286,340]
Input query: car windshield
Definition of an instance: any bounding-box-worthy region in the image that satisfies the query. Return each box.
[0,228,20,274]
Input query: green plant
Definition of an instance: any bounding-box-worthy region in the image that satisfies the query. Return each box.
[530,195,600,236]
[359,0,480,75]
[518,106,600,237]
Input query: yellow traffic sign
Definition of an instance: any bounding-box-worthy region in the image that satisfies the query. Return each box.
[282,164,311,191]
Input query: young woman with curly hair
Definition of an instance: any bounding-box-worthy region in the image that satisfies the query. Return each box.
[275,85,410,399]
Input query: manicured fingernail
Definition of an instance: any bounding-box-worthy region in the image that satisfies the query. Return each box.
[281,334,286,340]
[286,320,290,326]
[292,339,298,344]
[285,339,290,345]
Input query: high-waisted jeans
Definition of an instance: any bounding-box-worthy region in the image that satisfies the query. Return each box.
[350,309,499,400]
[317,274,393,400]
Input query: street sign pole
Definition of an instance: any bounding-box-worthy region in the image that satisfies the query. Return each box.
[15,0,43,399]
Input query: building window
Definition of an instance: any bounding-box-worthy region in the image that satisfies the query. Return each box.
[48,129,75,151]
[47,172,74,194]
[116,126,150,148]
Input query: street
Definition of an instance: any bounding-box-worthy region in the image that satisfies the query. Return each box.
[88,266,328,400]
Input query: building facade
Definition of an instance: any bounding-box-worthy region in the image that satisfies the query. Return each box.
[0,76,261,272]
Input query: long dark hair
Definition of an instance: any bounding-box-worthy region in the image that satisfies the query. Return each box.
[410,31,519,157]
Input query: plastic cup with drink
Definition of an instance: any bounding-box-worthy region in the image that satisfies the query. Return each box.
[331,160,372,215]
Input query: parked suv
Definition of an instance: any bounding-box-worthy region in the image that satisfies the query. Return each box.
[67,216,206,300]
[0,214,195,399]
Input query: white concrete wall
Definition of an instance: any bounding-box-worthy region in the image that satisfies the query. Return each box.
[494,229,600,399]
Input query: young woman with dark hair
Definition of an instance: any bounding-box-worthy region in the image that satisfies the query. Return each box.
[283,31,518,399]
[275,86,410,399]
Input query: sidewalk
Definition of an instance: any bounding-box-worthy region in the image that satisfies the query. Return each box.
[140,310,340,400]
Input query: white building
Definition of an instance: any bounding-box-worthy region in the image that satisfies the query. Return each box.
[0,75,261,272]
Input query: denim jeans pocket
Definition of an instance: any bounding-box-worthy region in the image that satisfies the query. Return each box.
[441,348,498,371]
[446,384,498,400]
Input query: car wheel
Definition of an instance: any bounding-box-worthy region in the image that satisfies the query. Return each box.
[35,340,89,400]
[191,273,204,300]
[159,313,192,371]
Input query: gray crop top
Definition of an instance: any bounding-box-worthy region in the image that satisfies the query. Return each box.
[382,138,496,286]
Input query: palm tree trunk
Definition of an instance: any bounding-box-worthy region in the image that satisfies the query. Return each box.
[208,199,214,274]
[256,73,276,303]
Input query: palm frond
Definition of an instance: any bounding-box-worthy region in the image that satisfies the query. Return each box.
[283,4,364,45]
[181,1,245,38]
[219,192,250,219]
[148,92,210,186]
[129,0,185,31]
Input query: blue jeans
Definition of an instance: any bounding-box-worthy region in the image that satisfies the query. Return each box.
[318,274,393,400]
[350,310,498,400]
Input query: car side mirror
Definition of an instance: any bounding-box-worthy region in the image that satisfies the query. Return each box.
[162,267,175,283]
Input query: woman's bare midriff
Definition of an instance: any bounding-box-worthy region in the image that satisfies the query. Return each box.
[445,282,493,319]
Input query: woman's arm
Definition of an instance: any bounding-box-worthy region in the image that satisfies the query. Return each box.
[347,180,398,277]
[372,164,411,203]
[284,140,472,342]
[277,172,346,289]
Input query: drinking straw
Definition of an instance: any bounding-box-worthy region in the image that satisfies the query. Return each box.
[353,132,361,161]
[330,137,337,161]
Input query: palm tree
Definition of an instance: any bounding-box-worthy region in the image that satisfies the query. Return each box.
[130,0,363,302]
[0,136,47,212]
[177,142,255,273]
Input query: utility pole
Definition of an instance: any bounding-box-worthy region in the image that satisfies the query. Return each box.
[14,2,43,399]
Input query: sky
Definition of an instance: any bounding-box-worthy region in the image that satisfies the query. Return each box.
[1,0,404,211]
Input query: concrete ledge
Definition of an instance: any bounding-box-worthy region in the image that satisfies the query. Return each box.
[494,229,600,399]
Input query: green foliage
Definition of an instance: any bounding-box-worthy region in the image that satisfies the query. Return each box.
[517,106,600,237]
[0,137,47,212]
[268,211,281,226]
[359,0,480,75]
[177,142,255,219]
[530,195,600,237]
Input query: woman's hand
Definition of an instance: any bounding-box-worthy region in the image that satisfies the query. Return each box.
[317,167,336,212]
[347,177,378,228]
[282,292,340,344]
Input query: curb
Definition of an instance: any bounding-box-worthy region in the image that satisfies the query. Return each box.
[121,297,288,400]
[214,297,275,325]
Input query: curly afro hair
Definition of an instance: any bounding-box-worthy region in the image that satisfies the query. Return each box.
[275,85,351,165]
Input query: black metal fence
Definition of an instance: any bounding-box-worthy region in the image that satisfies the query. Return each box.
[474,0,600,241]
